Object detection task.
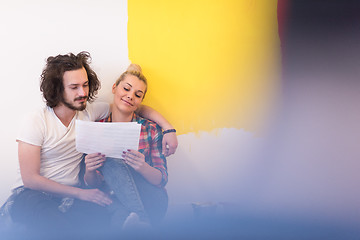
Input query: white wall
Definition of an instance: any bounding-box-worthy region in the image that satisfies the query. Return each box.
[0,0,129,204]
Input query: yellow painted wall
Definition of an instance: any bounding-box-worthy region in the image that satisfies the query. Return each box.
[128,0,280,135]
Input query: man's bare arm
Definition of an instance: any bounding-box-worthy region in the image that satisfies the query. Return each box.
[18,141,112,206]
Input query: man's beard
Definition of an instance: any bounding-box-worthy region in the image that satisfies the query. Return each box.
[62,97,87,111]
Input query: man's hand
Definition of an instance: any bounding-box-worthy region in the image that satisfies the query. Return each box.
[162,132,178,157]
[77,188,112,207]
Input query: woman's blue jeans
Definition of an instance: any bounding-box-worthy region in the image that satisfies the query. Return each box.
[100,158,168,225]
[101,157,147,222]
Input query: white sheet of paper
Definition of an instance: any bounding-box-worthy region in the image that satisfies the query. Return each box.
[75,120,141,159]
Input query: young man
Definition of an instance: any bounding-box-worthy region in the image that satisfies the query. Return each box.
[2,52,177,238]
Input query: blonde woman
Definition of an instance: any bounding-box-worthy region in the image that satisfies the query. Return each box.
[84,64,171,227]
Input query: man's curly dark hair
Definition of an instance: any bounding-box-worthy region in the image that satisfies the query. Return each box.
[40,51,100,108]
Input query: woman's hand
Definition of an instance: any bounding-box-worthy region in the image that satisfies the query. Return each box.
[162,132,178,157]
[123,149,163,186]
[85,153,105,172]
[77,188,112,207]
[122,149,147,172]
[84,153,106,187]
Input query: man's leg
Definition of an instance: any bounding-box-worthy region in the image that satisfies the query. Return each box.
[10,188,71,237]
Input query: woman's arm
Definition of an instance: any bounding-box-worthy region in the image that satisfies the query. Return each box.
[19,141,112,206]
[136,105,178,157]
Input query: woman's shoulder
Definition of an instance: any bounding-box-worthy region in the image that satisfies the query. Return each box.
[135,114,162,132]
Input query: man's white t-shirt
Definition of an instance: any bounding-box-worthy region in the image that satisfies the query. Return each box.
[15,102,110,188]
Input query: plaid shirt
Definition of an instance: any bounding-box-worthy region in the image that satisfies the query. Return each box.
[99,113,168,187]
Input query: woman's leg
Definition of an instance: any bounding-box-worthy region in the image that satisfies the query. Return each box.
[130,168,168,225]
[66,199,112,237]
[101,158,148,222]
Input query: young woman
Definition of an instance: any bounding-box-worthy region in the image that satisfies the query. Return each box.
[84,64,170,227]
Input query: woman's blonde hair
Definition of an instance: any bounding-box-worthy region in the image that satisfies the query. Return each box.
[115,63,148,98]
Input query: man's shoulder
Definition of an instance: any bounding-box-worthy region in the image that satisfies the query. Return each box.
[24,106,52,121]
[82,102,110,121]
[85,102,110,111]
[16,106,52,145]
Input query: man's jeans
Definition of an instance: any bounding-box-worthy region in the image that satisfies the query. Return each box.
[101,157,168,224]
[8,188,111,237]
